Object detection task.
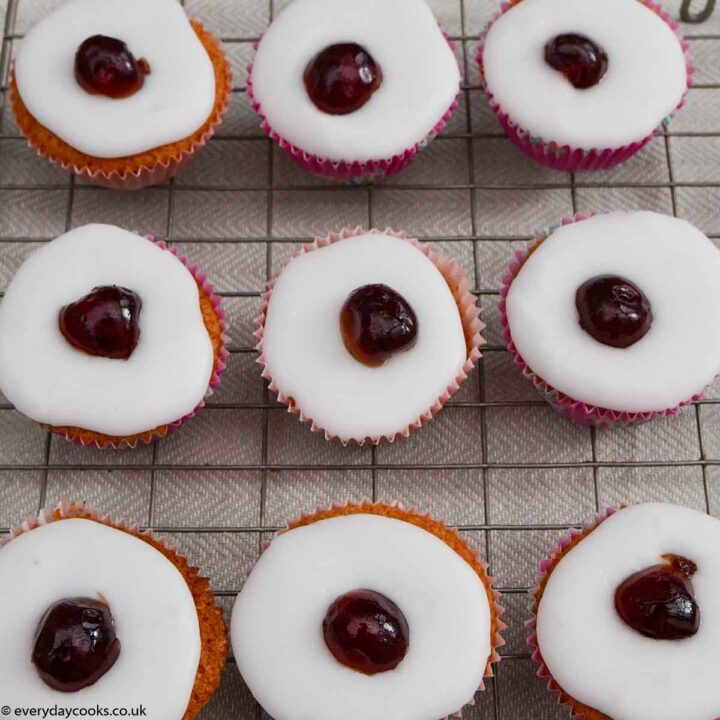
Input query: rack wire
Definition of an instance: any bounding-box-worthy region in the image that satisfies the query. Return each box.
[1,0,720,716]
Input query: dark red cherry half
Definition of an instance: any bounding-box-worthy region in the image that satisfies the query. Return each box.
[75,35,150,99]
[615,555,700,640]
[544,34,608,89]
[340,284,418,367]
[304,43,383,115]
[59,286,142,360]
[323,589,410,674]
[32,597,121,692]
[575,275,653,349]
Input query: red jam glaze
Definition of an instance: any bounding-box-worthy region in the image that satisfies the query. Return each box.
[323,589,410,674]
[304,43,383,115]
[575,275,653,349]
[615,554,700,640]
[59,286,142,360]
[340,284,418,367]
[75,35,150,99]
[32,597,121,692]
[544,34,609,90]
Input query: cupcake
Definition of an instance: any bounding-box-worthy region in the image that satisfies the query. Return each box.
[0,500,226,718]
[529,503,720,720]
[0,223,228,449]
[231,502,504,720]
[11,0,231,189]
[478,0,692,171]
[500,211,720,425]
[248,0,461,181]
[256,228,484,444]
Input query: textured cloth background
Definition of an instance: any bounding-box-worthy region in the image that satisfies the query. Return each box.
[1,0,719,716]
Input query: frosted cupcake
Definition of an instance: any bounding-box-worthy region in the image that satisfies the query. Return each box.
[478,0,692,171]
[530,503,720,720]
[500,211,720,425]
[11,0,231,189]
[0,224,227,448]
[248,0,461,180]
[231,502,504,720]
[0,501,226,719]
[256,228,484,444]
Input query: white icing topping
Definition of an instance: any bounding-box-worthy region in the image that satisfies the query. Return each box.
[262,233,467,440]
[15,0,216,159]
[0,224,214,436]
[482,0,688,149]
[537,503,720,720]
[251,0,460,163]
[0,518,200,718]
[505,212,720,413]
[231,513,492,720]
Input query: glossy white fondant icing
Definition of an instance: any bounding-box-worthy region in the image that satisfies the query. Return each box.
[0,519,200,718]
[231,513,492,720]
[251,0,460,163]
[537,503,720,720]
[505,212,720,413]
[15,0,216,158]
[0,224,214,436]
[482,0,688,149]
[262,233,467,441]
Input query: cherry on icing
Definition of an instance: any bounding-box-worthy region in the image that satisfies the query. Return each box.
[59,286,142,360]
[32,597,121,692]
[615,555,700,640]
[323,589,410,675]
[75,35,150,99]
[340,284,418,367]
[544,34,609,90]
[304,43,383,115]
[575,275,653,349]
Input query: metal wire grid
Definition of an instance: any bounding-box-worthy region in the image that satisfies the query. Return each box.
[1,0,720,717]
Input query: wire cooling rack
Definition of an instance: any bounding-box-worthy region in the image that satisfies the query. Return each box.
[2,0,720,717]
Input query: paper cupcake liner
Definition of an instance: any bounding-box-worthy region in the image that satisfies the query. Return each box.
[498,212,703,427]
[246,30,461,182]
[10,20,232,190]
[269,500,506,717]
[255,227,485,445]
[527,507,620,720]
[45,236,229,450]
[0,500,227,720]
[477,0,694,172]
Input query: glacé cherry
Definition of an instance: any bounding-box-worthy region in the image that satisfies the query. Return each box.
[575,275,653,349]
[544,34,608,89]
[59,285,142,360]
[323,589,409,674]
[615,555,700,640]
[340,284,418,367]
[32,597,121,692]
[75,35,150,99]
[304,43,382,115]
